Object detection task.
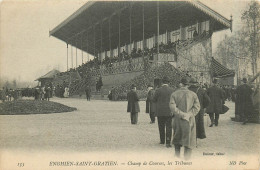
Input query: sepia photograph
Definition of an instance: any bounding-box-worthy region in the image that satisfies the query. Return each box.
[0,0,259,169]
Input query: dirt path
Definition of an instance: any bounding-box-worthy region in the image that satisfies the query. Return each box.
[0,98,259,169]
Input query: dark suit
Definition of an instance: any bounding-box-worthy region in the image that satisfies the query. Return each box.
[146,89,156,122]
[236,83,253,122]
[85,86,91,101]
[206,85,224,125]
[153,84,174,144]
[127,90,140,124]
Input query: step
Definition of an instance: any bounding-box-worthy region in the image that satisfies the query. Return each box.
[70,94,108,100]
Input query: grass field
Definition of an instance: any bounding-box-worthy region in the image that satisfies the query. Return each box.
[0,99,76,115]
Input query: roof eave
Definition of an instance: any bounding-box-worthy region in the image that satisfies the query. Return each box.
[49,1,96,38]
[189,1,232,31]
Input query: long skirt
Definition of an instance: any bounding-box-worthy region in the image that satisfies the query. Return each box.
[195,109,206,139]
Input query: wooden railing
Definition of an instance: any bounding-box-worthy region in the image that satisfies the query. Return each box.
[176,31,212,52]
[88,57,147,77]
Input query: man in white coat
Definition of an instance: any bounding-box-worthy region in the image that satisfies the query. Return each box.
[169,77,200,160]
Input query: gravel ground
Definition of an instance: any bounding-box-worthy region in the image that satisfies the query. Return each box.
[0,97,259,170]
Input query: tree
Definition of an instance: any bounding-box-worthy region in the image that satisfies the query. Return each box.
[241,0,260,78]
[12,80,17,89]
[214,29,251,79]
[4,81,11,89]
[215,1,260,82]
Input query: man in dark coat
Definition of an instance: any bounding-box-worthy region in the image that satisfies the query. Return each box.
[1,87,6,102]
[206,79,225,127]
[127,84,140,124]
[45,86,51,101]
[146,84,156,124]
[85,85,91,101]
[34,86,40,100]
[153,76,175,148]
[236,78,253,124]
[189,78,210,139]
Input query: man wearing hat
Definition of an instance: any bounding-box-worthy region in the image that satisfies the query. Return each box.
[170,77,200,159]
[153,76,175,148]
[206,78,225,127]
[146,83,156,123]
[236,78,253,124]
[127,84,140,124]
[189,78,210,139]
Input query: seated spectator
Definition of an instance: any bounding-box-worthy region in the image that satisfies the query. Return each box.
[193,30,198,38]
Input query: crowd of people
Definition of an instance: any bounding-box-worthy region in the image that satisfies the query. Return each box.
[109,62,186,101]
[56,31,211,81]
[0,87,20,102]
[33,85,52,101]
[1,71,258,160]
[126,75,259,160]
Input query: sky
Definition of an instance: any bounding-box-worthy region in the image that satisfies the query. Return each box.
[0,0,250,85]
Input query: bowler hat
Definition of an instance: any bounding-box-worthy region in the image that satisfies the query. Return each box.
[242,78,247,83]
[162,76,170,83]
[213,78,218,84]
[180,77,189,85]
[131,84,136,89]
[189,78,198,84]
[147,83,154,87]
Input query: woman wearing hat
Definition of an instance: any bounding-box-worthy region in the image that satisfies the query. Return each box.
[127,84,140,124]
[189,78,210,139]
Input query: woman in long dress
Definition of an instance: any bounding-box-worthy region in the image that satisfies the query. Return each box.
[64,87,69,98]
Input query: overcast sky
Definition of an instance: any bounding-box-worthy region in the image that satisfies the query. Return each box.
[0,0,249,83]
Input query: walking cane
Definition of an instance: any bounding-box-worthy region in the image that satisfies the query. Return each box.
[196,138,198,148]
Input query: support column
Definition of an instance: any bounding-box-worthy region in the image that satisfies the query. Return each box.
[180,25,182,40]
[67,43,68,71]
[157,1,160,54]
[71,44,73,68]
[129,5,132,45]
[76,39,78,67]
[81,35,83,65]
[142,2,145,50]
[94,26,96,57]
[109,18,111,57]
[166,30,168,44]
[100,22,103,62]
[118,12,121,57]
[87,30,89,62]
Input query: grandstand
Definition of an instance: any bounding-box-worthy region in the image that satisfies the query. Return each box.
[50,1,232,99]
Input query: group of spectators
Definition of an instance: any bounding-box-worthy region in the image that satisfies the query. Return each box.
[125,75,259,160]
[0,87,20,102]
[32,82,69,100]
[50,30,212,99]
[126,76,203,160]
[56,31,210,81]
[53,82,69,98]
[109,62,186,101]
[234,78,259,124]
[34,85,52,101]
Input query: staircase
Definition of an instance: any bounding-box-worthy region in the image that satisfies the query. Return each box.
[111,62,188,100]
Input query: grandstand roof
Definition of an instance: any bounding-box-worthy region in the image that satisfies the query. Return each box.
[50,1,232,56]
[36,69,60,81]
[212,58,235,78]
